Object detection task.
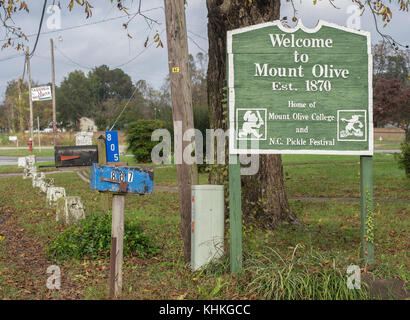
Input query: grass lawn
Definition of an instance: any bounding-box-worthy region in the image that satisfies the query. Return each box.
[374,144,402,150]
[0,153,408,300]
[374,139,403,150]
[0,148,55,157]
[0,162,57,174]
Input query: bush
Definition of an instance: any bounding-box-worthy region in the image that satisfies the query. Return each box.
[46,213,159,262]
[126,120,167,163]
[395,142,410,178]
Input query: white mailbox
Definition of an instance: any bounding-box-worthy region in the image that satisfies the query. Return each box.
[191,185,224,271]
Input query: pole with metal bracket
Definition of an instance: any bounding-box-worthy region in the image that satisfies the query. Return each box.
[360,155,374,265]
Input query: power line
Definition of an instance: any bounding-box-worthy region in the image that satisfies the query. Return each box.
[31,27,164,74]
[188,30,207,41]
[54,46,93,70]
[0,53,27,80]
[30,0,48,57]
[0,16,121,43]
[187,36,207,54]
[33,53,88,70]
[113,29,166,68]
[109,86,139,131]
[0,8,163,43]
[102,1,116,20]
[0,53,25,62]
[22,56,26,80]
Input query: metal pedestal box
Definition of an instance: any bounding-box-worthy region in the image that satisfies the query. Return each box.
[191,185,224,271]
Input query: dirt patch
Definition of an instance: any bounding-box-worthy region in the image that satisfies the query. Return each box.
[0,208,82,299]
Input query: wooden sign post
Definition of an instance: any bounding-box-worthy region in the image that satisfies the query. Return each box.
[227,20,374,273]
[90,163,154,298]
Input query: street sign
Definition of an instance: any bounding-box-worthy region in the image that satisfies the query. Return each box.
[105,131,119,162]
[90,163,154,194]
[227,20,373,155]
[8,136,17,141]
[31,86,52,101]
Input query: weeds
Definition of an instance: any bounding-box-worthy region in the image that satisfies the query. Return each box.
[242,244,369,300]
[46,213,160,262]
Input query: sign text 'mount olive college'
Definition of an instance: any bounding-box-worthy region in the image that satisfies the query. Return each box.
[228,20,373,155]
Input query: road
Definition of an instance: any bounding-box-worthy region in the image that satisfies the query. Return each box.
[0,147,54,150]
[0,149,401,166]
[0,155,54,166]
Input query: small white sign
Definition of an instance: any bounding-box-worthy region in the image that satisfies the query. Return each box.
[9,136,17,141]
[75,131,93,146]
[31,86,52,101]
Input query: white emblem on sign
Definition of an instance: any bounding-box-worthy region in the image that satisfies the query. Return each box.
[337,110,367,142]
[237,108,267,140]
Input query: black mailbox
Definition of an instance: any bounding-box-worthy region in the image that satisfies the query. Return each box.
[55,145,98,167]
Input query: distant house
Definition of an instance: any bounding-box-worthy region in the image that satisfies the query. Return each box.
[79,117,97,132]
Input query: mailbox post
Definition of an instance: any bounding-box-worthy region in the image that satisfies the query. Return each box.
[110,193,125,298]
[90,163,154,298]
[97,135,110,213]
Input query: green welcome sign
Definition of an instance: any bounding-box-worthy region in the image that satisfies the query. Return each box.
[227,21,375,274]
[227,20,373,155]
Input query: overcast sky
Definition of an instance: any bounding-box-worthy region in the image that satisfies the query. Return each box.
[0,0,408,103]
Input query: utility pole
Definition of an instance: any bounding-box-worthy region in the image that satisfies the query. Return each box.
[164,0,198,263]
[18,78,24,133]
[10,96,15,133]
[50,38,57,147]
[37,116,41,152]
[26,47,34,146]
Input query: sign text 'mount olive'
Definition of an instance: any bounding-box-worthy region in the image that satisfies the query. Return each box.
[227,20,373,155]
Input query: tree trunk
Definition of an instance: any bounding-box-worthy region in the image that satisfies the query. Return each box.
[206,0,299,227]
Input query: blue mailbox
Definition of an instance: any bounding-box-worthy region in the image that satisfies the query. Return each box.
[90,163,154,194]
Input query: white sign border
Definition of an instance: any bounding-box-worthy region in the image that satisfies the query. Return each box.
[227,19,374,156]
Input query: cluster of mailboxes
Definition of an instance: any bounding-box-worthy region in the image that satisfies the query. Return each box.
[55,143,225,271]
[54,145,154,195]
